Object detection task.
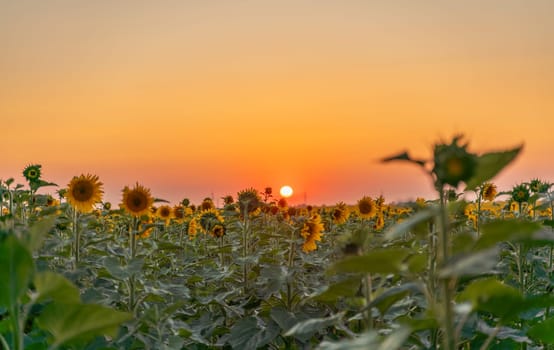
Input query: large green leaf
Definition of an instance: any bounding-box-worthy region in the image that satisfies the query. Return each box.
[0,235,34,309]
[465,146,522,189]
[369,282,423,316]
[475,220,542,250]
[37,303,132,347]
[313,278,361,302]
[34,271,80,304]
[284,313,344,337]
[329,248,410,275]
[438,248,499,278]
[528,317,554,344]
[317,327,411,350]
[458,277,523,321]
[384,209,436,240]
[227,316,261,349]
[24,215,57,252]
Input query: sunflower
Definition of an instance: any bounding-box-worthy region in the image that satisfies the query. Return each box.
[277,198,288,209]
[121,182,154,217]
[373,214,385,231]
[237,187,262,216]
[357,196,377,219]
[199,208,224,233]
[188,218,199,239]
[511,184,530,204]
[481,183,497,201]
[300,213,324,253]
[331,202,349,225]
[156,205,174,226]
[211,224,226,238]
[173,205,186,222]
[201,198,215,211]
[66,174,103,213]
[23,164,42,183]
[432,136,476,188]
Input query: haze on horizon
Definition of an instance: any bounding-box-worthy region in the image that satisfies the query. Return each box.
[2,0,553,206]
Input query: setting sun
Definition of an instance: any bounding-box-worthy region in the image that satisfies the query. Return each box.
[279,185,293,198]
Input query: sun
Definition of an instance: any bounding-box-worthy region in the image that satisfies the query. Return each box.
[280,185,293,198]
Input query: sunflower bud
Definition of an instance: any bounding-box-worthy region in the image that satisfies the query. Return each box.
[432,137,477,188]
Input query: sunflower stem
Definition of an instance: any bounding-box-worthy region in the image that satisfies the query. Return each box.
[73,208,80,269]
[242,215,249,294]
[439,189,456,350]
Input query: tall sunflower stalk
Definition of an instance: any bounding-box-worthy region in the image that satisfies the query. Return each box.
[65,174,103,268]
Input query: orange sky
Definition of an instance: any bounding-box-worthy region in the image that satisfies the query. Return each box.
[1,1,553,206]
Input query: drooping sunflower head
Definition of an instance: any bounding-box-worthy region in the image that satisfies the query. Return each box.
[300,213,324,252]
[481,182,497,201]
[188,218,199,239]
[237,187,262,216]
[511,184,530,204]
[23,164,42,183]
[432,136,477,188]
[121,182,154,217]
[373,214,385,231]
[66,174,104,213]
[331,202,349,225]
[357,196,377,219]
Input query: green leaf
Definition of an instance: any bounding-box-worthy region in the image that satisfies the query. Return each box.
[24,215,57,252]
[34,271,80,304]
[385,209,436,240]
[369,283,423,316]
[313,278,361,302]
[438,248,499,278]
[284,312,344,337]
[270,307,298,332]
[37,303,132,347]
[381,151,426,167]
[227,316,260,349]
[465,146,522,189]
[475,220,542,250]
[329,248,410,275]
[317,327,411,350]
[528,317,554,343]
[457,277,523,321]
[0,235,34,309]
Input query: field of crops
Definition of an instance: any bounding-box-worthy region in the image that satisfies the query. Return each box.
[2,137,554,350]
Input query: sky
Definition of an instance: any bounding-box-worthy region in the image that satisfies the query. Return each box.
[1,0,553,206]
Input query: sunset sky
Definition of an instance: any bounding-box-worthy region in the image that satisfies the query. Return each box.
[2,1,553,206]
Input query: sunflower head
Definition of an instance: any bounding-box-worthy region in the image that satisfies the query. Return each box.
[373,214,385,231]
[331,202,349,225]
[481,182,497,201]
[277,198,288,209]
[357,196,377,219]
[199,208,224,232]
[200,198,215,211]
[529,179,550,194]
[66,174,104,213]
[156,205,174,225]
[222,195,234,205]
[23,164,42,183]
[187,218,199,239]
[432,136,477,188]
[511,184,530,204]
[211,224,226,238]
[237,187,262,216]
[173,205,186,221]
[300,213,324,252]
[121,182,154,217]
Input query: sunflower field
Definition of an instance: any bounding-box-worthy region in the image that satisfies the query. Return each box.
[3,136,554,350]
